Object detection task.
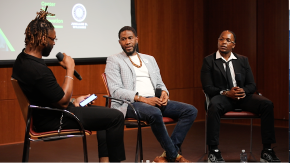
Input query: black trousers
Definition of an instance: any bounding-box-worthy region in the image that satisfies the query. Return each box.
[34,104,126,162]
[207,94,276,146]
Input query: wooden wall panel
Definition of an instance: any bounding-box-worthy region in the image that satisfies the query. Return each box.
[0,100,25,145]
[135,0,196,90]
[257,0,289,120]
[0,67,15,100]
[193,0,205,88]
[204,0,257,79]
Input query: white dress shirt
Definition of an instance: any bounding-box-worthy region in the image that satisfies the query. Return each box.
[216,50,238,95]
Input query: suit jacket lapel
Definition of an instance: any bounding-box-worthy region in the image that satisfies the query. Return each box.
[214,53,227,80]
[231,53,241,74]
[122,52,136,79]
[139,54,153,73]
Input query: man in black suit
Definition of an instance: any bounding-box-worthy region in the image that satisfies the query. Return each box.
[201,30,280,162]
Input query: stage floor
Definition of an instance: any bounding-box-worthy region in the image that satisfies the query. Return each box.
[0,121,288,162]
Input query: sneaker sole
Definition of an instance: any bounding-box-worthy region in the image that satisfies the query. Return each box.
[260,158,268,162]
[260,158,281,163]
[207,159,225,163]
[208,158,216,163]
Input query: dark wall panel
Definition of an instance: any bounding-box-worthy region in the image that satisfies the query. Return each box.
[204,0,257,78]
[135,0,196,90]
[257,0,289,120]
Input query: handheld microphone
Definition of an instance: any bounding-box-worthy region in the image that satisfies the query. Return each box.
[235,73,241,87]
[56,52,82,80]
[155,88,162,98]
[155,88,165,110]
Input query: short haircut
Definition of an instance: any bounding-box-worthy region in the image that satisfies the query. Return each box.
[118,26,137,39]
[24,7,55,47]
[220,30,236,43]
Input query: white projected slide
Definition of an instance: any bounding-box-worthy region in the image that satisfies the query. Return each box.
[0,0,131,62]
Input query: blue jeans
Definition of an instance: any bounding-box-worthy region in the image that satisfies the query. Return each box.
[126,100,198,160]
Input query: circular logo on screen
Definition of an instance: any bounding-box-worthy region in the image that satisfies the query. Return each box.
[72,3,87,22]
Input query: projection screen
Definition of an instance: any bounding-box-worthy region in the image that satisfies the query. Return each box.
[0,0,132,65]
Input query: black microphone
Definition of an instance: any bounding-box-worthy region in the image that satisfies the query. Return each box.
[155,88,165,110]
[56,52,82,80]
[235,73,241,87]
[155,88,162,98]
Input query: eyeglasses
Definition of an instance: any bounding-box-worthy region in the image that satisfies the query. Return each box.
[48,36,58,42]
[218,38,235,44]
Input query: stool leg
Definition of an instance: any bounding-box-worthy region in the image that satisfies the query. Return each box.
[135,129,139,163]
[250,119,253,153]
[22,110,32,162]
[205,113,207,154]
[22,136,30,162]
[139,127,143,162]
[82,134,88,162]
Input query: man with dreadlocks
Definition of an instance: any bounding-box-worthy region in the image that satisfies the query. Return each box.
[12,7,126,162]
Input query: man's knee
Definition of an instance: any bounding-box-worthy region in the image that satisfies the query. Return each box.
[264,100,274,108]
[112,109,125,124]
[186,105,198,120]
[147,109,163,124]
[261,100,274,113]
[207,103,222,115]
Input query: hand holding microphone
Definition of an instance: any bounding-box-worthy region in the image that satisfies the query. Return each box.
[57,52,75,70]
[56,52,82,80]
[155,88,169,106]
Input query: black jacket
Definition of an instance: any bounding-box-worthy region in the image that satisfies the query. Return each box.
[201,52,256,98]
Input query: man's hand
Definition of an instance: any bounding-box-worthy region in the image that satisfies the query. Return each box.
[140,97,163,107]
[159,90,169,106]
[226,87,246,100]
[58,53,75,71]
[73,94,95,107]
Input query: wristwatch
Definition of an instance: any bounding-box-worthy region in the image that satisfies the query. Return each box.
[70,98,75,104]
[137,95,142,102]
[220,90,228,96]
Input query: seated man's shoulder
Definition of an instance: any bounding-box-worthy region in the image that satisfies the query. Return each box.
[233,53,249,62]
[16,58,48,77]
[107,51,128,61]
[235,53,247,59]
[139,53,155,60]
[139,53,150,56]
[108,52,121,58]
[204,53,215,61]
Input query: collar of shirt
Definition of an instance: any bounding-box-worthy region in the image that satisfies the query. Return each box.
[21,48,46,66]
[216,50,237,62]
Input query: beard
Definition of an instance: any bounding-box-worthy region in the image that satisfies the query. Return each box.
[42,42,53,57]
[122,43,138,56]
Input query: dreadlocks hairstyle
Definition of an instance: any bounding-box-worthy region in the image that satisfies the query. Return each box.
[118,26,137,39]
[24,6,55,47]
